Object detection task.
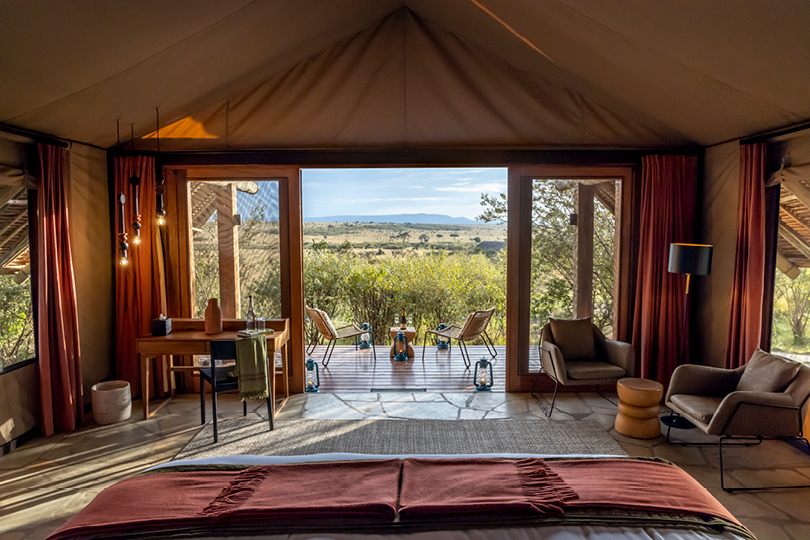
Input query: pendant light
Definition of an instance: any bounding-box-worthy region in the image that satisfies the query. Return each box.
[155,107,166,226]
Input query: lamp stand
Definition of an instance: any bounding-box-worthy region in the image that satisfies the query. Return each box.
[660,272,696,430]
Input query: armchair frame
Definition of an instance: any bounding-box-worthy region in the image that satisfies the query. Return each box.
[666,360,810,492]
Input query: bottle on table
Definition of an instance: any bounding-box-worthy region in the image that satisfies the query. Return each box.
[400,308,407,330]
[246,295,257,331]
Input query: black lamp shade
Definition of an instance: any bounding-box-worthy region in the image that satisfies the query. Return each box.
[668,243,713,275]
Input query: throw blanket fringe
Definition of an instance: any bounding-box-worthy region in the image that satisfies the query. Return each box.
[200,466,273,516]
[515,458,579,512]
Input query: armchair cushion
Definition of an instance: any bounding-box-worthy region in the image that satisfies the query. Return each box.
[669,395,723,424]
[566,360,627,380]
[737,349,800,393]
[549,317,597,362]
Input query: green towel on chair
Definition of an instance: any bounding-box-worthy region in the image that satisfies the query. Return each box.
[235,335,269,400]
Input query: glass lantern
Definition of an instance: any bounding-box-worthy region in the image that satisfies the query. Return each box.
[393,332,409,361]
[474,358,493,391]
[359,322,372,349]
[435,323,450,349]
[305,358,320,392]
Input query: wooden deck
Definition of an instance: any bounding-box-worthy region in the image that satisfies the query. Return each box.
[306,344,542,392]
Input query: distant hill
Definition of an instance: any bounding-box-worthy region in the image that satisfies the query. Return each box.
[304,213,485,225]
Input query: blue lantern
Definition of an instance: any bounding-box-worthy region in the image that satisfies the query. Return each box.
[474,358,493,391]
[393,332,409,361]
[435,323,450,349]
[305,358,320,392]
[359,322,372,349]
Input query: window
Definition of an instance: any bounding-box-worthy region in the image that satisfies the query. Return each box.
[0,189,35,370]
[189,179,282,320]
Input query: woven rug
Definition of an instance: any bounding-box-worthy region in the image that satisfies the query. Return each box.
[174,418,627,460]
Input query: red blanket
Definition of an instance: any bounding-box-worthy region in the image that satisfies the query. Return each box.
[48,457,745,540]
[48,460,401,540]
[547,458,742,526]
[399,457,578,518]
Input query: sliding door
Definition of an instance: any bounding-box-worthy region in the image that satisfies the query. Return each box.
[505,166,636,392]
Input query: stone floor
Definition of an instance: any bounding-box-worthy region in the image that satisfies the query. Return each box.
[2,391,810,539]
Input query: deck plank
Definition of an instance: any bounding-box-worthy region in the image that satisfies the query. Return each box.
[305,345,523,392]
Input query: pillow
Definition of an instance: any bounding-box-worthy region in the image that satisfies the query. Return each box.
[548,317,597,362]
[737,349,801,393]
[320,309,339,338]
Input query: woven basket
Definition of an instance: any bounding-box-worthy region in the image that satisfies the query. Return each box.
[91,380,132,425]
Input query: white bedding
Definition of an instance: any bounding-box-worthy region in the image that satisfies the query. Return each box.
[149,453,752,540]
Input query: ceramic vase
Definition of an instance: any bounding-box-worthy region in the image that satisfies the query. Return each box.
[204,298,223,334]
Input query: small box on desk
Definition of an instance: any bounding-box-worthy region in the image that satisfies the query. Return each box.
[151,318,172,336]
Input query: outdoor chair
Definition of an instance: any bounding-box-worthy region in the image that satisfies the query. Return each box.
[199,340,274,443]
[421,307,497,368]
[537,317,634,417]
[665,348,810,492]
[305,305,376,367]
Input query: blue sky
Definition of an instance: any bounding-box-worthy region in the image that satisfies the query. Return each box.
[300,168,508,220]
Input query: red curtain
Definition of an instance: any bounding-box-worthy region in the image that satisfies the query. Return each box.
[725,143,767,369]
[114,156,166,398]
[37,144,83,435]
[632,155,698,386]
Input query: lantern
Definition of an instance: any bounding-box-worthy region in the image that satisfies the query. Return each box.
[358,322,372,349]
[474,358,493,391]
[305,358,320,392]
[435,323,450,349]
[393,332,409,361]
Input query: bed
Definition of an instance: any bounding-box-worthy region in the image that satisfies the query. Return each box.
[47,453,755,540]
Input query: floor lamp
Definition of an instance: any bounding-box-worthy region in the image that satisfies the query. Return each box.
[661,243,713,429]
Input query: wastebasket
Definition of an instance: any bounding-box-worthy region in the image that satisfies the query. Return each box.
[91,380,132,425]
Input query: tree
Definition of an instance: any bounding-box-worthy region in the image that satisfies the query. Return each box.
[774,269,810,349]
[337,240,353,252]
[0,275,34,368]
[478,182,615,336]
[450,233,459,241]
[473,236,481,243]
[419,233,430,243]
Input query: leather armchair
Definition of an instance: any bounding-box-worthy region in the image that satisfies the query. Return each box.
[538,319,635,416]
[665,350,810,491]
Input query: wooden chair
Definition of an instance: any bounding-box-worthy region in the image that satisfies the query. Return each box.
[421,308,497,368]
[305,305,376,367]
[199,340,274,443]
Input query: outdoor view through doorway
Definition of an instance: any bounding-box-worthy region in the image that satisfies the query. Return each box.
[299,169,619,392]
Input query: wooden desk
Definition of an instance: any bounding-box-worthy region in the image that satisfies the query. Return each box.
[136,318,290,420]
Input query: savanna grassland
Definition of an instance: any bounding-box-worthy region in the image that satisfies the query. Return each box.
[302,221,506,258]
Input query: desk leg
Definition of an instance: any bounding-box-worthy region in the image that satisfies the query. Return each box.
[141,354,150,420]
[168,355,176,398]
[267,355,276,430]
[281,342,290,400]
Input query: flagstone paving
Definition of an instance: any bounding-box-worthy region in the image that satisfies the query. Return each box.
[2,391,809,539]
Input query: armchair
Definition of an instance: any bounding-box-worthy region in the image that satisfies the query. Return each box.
[666,348,810,491]
[537,317,634,417]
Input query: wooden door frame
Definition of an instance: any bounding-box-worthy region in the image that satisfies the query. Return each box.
[165,165,305,394]
[505,165,637,392]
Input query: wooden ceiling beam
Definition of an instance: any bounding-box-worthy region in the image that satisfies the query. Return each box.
[783,180,810,211]
[777,250,801,279]
[779,221,810,260]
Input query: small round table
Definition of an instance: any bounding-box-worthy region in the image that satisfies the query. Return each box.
[614,378,663,439]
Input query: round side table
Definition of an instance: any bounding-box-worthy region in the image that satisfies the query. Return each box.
[614,377,663,439]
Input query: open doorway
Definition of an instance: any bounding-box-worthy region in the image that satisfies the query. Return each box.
[300,167,507,392]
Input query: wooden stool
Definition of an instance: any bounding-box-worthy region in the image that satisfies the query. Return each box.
[615,378,663,439]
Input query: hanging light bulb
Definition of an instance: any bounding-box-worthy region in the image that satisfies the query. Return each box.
[155,107,166,226]
[118,193,129,267]
[130,174,142,244]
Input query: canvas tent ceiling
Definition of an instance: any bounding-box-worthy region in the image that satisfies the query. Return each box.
[1,0,809,149]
